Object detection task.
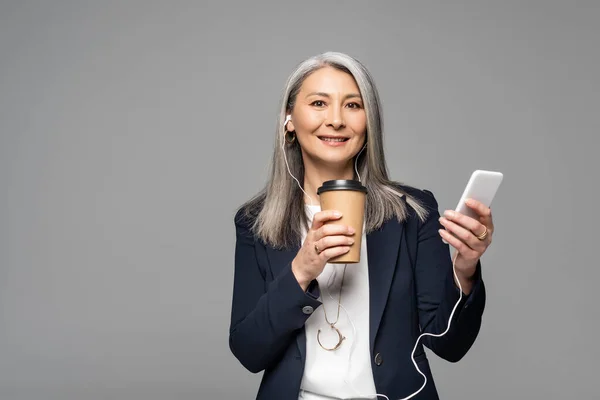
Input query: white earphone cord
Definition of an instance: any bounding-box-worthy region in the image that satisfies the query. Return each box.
[283,115,462,400]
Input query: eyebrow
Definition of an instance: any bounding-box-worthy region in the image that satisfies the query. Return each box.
[305,92,362,100]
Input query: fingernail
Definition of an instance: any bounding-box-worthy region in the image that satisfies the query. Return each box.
[465,198,473,205]
[444,210,454,219]
[333,211,342,217]
[348,227,355,234]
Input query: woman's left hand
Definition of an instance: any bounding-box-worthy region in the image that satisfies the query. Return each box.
[438,198,494,281]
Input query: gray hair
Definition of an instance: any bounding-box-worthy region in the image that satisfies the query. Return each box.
[239,51,428,249]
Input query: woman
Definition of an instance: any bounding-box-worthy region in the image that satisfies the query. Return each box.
[229,52,492,400]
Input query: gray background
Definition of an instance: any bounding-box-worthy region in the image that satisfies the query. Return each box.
[1,1,598,399]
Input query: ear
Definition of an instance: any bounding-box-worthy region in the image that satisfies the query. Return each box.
[285,114,295,132]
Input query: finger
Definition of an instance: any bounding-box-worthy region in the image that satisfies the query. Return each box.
[485,211,495,233]
[439,217,485,251]
[465,198,492,221]
[438,229,479,259]
[311,210,343,230]
[316,235,355,252]
[312,224,355,243]
[320,245,351,261]
[442,210,489,238]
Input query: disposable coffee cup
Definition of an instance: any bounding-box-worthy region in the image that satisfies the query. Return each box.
[317,179,367,263]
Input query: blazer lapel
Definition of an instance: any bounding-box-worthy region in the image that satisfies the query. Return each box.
[366,216,404,352]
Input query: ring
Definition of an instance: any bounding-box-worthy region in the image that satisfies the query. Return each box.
[314,243,321,255]
[476,226,488,241]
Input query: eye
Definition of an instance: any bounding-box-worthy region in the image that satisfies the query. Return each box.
[346,102,363,109]
[310,100,326,107]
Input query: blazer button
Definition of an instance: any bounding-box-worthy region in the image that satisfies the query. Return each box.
[302,306,314,315]
[374,352,383,366]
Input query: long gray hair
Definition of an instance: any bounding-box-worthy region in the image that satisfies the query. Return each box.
[239,52,428,249]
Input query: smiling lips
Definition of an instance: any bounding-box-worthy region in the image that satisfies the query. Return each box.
[318,136,350,146]
[318,136,349,147]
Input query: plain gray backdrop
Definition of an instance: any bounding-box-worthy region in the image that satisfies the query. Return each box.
[1,1,598,399]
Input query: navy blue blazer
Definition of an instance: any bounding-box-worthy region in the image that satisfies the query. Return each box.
[229,186,486,399]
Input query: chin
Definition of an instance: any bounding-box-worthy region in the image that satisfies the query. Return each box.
[301,140,361,166]
[312,151,355,166]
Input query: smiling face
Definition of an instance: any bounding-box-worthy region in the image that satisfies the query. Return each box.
[286,66,367,171]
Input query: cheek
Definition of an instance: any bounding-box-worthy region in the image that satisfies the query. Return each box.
[294,108,324,132]
[348,112,367,134]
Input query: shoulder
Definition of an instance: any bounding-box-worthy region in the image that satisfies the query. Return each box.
[233,192,265,232]
[234,207,252,231]
[392,182,439,212]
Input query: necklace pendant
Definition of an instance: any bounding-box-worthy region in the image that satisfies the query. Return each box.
[317,325,345,351]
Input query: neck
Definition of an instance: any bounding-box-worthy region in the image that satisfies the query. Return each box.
[303,160,355,206]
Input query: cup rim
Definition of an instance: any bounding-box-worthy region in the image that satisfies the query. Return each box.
[317,179,367,195]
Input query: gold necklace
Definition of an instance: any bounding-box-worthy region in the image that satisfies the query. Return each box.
[317,264,347,351]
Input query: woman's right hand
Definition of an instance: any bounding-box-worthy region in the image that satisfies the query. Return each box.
[291,210,356,291]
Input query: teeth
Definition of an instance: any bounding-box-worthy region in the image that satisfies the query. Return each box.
[322,137,346,142]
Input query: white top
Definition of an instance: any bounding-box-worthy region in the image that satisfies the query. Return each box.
[299,204,377,400]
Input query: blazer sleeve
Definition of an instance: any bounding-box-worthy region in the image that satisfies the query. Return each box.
[228,209,322,373]
[414,189,486,362]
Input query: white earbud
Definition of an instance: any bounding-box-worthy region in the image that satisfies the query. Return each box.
[283,114,292,129]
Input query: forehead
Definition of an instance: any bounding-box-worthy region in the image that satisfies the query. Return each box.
[299,66,360,94]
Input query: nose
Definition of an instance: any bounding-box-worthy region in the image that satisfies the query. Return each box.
[326,104,345,130]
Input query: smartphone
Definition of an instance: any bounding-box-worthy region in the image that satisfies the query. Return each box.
[454,170,503,219]
[443,170,503,243]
